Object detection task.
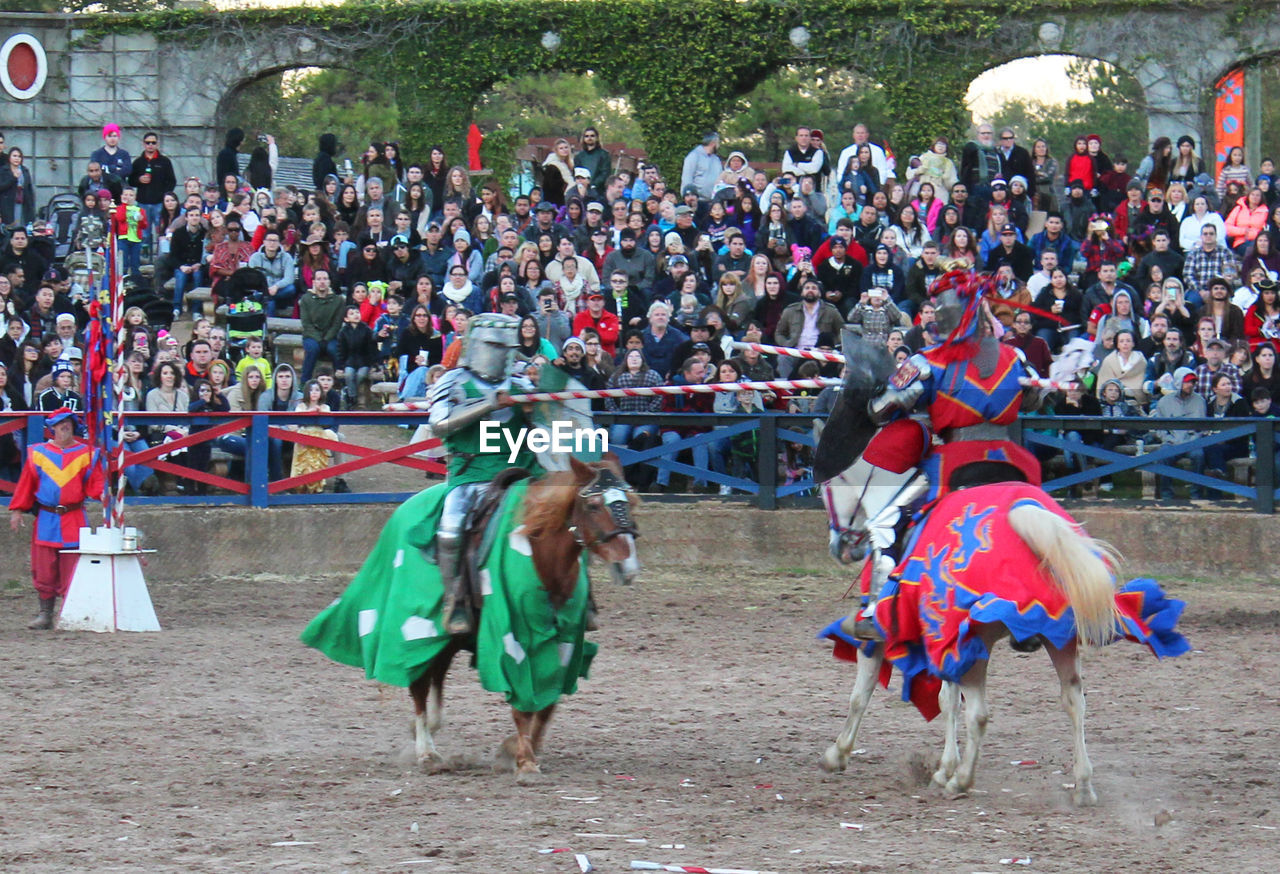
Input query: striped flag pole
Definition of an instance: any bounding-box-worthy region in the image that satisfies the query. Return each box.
[382,378,842,411]
[108,228,128,529]
[728,341,1077,392]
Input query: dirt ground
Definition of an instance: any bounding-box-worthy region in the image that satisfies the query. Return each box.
[1,560,1277,874]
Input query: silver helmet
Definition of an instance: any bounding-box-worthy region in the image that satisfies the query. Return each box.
[461,313,520,382]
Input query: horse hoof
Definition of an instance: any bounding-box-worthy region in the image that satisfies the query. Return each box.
[1073,785,1098,807]
[819,745,847,773]
[944,776,970,796]
[931,768,950,788]
[417,751,445,772]
[515,764,543,783]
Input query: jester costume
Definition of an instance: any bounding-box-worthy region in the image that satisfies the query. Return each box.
[8,409,105,629]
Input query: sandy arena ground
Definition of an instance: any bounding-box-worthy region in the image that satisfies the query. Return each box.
[0,560,1276,873]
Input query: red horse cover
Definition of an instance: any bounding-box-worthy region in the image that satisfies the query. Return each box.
[821,482,1189,719]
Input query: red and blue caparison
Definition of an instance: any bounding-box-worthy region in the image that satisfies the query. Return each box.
[821,482,1190,720]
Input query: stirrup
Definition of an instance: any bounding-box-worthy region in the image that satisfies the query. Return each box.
[443,599,473,635]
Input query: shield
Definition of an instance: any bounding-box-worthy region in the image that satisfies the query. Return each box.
[813,331,896,483]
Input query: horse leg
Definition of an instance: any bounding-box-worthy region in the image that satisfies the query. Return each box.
[530,703,556,753]
[409,672,444,769]
[931,681,962,787]
[1048,640,1097,806]
[821,649,883,773]
[502,709,541,778]
[945,659,991,795]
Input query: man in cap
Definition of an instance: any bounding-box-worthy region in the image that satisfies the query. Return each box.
[572,291,621,359]
[558,335,604,391]
[1194,336,1242,400]
[570,165,597,202]
[523,200,562,244]
[681,131,723,201]
[426,313,538,633]
[673,317,724,368]
[984,222,1034,281]
[9,408,105,630]
[36,359,83,411]
[386,233,424,296]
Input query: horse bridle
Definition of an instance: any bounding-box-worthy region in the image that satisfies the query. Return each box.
[569,467,639,548]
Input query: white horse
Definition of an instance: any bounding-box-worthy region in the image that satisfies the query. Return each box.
[818,497,1121,807]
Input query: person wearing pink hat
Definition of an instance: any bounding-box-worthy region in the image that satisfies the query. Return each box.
[91,122,132,180]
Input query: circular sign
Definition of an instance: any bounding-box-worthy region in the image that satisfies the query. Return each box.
[1,34,47,101]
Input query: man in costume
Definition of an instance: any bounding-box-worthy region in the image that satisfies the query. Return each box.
[427,313,539,634]
[8,408,104,630]
[826,270,1044,639]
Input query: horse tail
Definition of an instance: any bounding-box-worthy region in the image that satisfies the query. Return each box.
[1007,503,1121,649]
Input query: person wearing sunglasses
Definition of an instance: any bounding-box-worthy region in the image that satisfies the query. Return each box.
[127,132,177,258]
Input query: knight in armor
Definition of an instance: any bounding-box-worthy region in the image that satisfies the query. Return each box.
[427,313,539,634]
[825,270,1045,640]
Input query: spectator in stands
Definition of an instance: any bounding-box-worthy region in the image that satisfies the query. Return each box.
[1095,328,1149,406]
[573,291,620,358]
[601,227,655,295]
[0,147,36,226]
[216,128,245,186]
[681,132,722,201]
[92,123,132,180]
[985,222,1034,281]
[128,132,176,253]
[641,300,687,379]
[248,229,296,317]
[1216,146,1251,199]
[1226,187,1269,254]
[207,214,251,300]
[1151,367,1206,500]
[1194,336,1243,400]
[336,304,377,408]
[574,127,611,194]
[299,269,344,381]
[654,356,717,492]
[605,345,662,448]
[1,227,46,304]
[775,276,844,355]
[1183,223,1238,307]
[258,363,301,480]
[311,132,341,191]
[1201,275,1246,342]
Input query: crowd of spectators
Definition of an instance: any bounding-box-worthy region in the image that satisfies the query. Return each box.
[3,119,1280,501]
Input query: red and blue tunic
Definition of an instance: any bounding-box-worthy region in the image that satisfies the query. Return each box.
[8,440,104,549]
[919,342,1027,433]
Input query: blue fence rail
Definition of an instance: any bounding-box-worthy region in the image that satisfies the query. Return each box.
[3,410,1279,512]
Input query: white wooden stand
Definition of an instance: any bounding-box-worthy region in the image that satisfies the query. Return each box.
[58,527,160,633]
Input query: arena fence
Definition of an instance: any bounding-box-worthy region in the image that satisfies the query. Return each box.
[2,411,1278,512]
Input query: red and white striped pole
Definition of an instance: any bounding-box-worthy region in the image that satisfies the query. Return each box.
[109,229,128,529]
[630,862,778,874]
[382,378,842,411]
[728,341,1077,391]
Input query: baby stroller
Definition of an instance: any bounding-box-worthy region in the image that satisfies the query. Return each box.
[225,299,266,363]
[42,192,83,263]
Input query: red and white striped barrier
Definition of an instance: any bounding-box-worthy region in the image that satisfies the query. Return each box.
[729,341,844,364]
[728,341,1077,392]
[383,379,841,411]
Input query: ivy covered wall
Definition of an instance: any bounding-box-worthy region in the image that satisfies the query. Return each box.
[89,0,1121,177]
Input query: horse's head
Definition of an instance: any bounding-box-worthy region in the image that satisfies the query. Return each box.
[568,454,641,584]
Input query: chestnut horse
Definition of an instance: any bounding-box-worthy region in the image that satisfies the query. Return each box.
[408,456,640,777]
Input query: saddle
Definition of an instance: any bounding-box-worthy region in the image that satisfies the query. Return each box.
[460,467,533,602]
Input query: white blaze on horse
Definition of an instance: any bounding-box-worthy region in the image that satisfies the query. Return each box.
[303,456,640,777]
[814,336,1189,805]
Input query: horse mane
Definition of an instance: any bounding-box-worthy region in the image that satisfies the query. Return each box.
[520,469,581,538]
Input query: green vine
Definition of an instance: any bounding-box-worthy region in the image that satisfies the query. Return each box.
[81,0,1159,178]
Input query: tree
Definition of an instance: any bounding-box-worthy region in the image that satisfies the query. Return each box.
[221,68,399,163]
[474,73,645,150]
[0,0,176,10]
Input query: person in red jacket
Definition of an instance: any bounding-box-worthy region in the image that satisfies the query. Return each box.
[111,186,148,277]
[8,408,105,630]
[572,291,621,358]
